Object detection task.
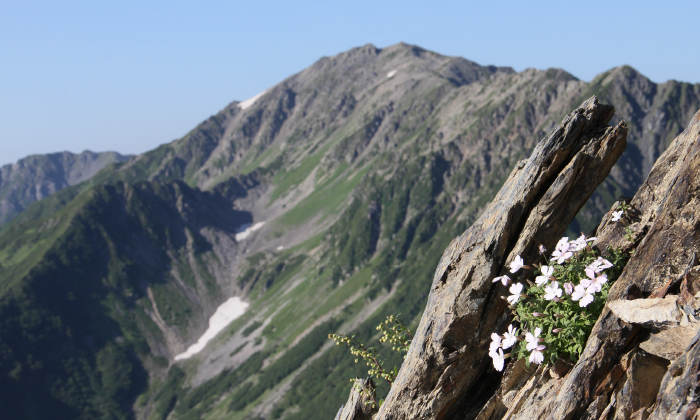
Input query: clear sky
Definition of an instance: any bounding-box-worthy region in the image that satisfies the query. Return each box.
[1,0,698,166]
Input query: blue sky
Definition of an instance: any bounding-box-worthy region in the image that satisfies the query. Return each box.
[1,0,698,166]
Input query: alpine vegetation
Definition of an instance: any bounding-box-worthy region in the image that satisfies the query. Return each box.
[489,223,631,370]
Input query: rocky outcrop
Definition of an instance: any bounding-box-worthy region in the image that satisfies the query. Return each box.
[335,378,378,420]
[337,102,700,419]
[374,96,628,419]
[490,107,700,420]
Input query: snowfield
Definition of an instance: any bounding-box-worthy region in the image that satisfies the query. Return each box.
[238,90,267,110]
[235,221,265,241]
[174,297,249,360]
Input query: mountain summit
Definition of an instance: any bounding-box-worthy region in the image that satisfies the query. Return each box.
[0,43,698,420]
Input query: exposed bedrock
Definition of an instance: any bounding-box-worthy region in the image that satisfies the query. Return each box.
[374,96,628,420]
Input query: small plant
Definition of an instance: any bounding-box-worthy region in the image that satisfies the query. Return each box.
[612,202,630,220]
[488,234,630,371]
[329,315,413,408]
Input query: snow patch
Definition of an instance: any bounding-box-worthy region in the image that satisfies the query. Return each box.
[174,297,249,360]
[239,90,267,110]
[387,70,397,78]
[235,221,265,241]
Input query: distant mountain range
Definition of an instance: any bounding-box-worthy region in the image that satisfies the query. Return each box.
[0,43,697,420]
[0,151,131,226]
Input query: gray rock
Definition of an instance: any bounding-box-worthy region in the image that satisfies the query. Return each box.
[607,296,683,329]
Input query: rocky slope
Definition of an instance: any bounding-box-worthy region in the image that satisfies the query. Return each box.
[0,150,132,226]
[0,43,698,420]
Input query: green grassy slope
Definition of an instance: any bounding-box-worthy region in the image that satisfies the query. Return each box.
[0,43,698,420]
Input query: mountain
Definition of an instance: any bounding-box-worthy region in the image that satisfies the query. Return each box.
[0,43,698,420]
[0,150,132,226]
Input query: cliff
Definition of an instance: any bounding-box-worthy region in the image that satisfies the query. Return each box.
[337,100,700,419]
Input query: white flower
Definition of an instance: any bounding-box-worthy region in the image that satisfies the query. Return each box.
[529,345,546,364]
[502,324,518,349]
[570,234,597,252]
[551,238,573,264]
[572,284,594,307]
[535,265,554,286]
[491,347,505,371]
[539,244,546,255]
[611,210,623,222]
[507,283,523,305]
[544,281,563,301]
[588,257,613,273]
[570,235,587,251]
[555,237,569,250]
[492,275,511,286]
[525,327,542,351]
[584,269,608,293]
[509,255,525,273]
[489,332,502,354]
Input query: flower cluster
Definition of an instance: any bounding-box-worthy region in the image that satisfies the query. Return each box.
[488,235,628,371]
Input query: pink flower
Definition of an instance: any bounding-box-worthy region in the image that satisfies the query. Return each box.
[584,269,608,293]
[492,275,511,286]
[539,245,546,255]
[535,265,554,286]
[509,255,525,273]
[563,282,574,295]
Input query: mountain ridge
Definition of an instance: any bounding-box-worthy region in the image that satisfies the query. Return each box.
[0,43,698,420]
[0,150,132,226]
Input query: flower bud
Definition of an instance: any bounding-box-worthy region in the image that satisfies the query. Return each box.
[532,312,545,317]
[553,314,565,319]
[552,328,562,334]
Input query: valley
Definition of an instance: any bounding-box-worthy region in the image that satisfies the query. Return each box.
[0,43,698,420]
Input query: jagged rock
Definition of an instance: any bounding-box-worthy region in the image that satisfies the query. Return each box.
[640,324,700,360]
[606,349,669,419]
[533,108,700,420]
[607,296,683,329]
[350,102,700,419]
[650,329,700,419]
[334,378,378,420]
[472,108,700,419]
[372,96,628,420]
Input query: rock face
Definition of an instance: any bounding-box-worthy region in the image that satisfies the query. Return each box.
[337,105,700,419]
[374,96,628,419]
